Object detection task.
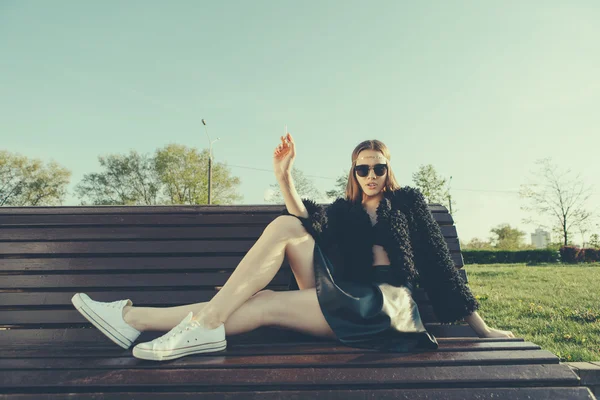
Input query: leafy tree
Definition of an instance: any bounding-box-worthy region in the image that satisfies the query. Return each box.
[490,223,527,250]
[76,145,242,206]
[325,172,347,200]
[155,144,242,205]
[75,151,161,205]
[0,151,70,206]
[267,167,321,204]
[520,158,594,246]
[589,233,600,249]
[462,237,494,250]
[412,164,456,214]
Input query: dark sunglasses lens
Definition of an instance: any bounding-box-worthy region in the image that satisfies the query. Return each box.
[355,166,369,177]
[374,165,387,176]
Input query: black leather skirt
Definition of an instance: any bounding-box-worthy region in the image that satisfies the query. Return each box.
[311,243,439,352]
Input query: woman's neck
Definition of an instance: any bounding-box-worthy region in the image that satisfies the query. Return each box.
[361,193,384,210]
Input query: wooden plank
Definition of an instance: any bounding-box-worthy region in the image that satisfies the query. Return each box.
[0,204,452,215]
[0,240,256,255]
[0,271,291,289]
[0,304,440,325]
[0,252,465,271]
[0,238,460,255]
[0,325,489,350]
[0,388,595,400]
[0,339,539,358]
[0,288,432,307]
[0,225,459,241]
[0,256,246,272]
[0,326,485,349]
[0,214,277,226]
[0,226,266,241]
[0,364,580,389]
[0,210,454,226]
[0,350,560,370]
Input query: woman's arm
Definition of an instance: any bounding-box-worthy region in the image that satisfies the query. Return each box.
[465,311,516,338]
[273,132,308,218]
[277,171,308,219]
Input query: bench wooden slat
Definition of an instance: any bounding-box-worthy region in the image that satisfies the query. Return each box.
[0,301,434,324]
[0,214,277,226]
[0,256,246,271]
[0,288,436,307]
[0,350,560,370]
[0,388,594,400]
[0,254,464,272]
[0,212,455,226]
[0,226,266,240]
[0,239,462,255]
[0,204,457,215]
[0,271,291,289]
[0,325,487,350]
[0,339,540,358]
[0,304,441,325]
[0,225,459,241]
[0,364,580,389]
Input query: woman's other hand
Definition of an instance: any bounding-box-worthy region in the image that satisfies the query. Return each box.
[273,132,296,179]
[481,327,516,338]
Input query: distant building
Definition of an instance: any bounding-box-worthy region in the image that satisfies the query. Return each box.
[531,228,551,249]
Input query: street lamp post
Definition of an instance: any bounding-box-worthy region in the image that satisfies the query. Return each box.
[201,119,220,205]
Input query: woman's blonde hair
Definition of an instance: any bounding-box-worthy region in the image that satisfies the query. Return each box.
[345,140,401,203]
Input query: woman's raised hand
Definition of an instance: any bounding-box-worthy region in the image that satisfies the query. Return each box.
[273,132,296,178]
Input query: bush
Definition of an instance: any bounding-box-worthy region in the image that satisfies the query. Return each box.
[583,248,599,262]
[560,246,581,263]
[463,249,560,264]
[559,246,600,263]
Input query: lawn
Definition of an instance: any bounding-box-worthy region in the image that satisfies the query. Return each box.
[463,262,600,363]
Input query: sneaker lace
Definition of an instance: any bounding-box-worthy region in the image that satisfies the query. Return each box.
[156,318,203,344]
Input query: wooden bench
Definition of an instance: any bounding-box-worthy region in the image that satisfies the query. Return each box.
[0,204,596,399]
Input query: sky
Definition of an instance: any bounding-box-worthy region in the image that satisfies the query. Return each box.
[1,1,599,244]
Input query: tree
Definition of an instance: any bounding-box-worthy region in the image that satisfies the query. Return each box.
[155,144,242,205]
[76,145,242,206]
[462,237,494,250]
[325,172,347,200]
[490,223,527,250]
[412,164,456,214]
[0,151,71,206]
[520,158,594,246]
[267,167,321,204]
[589,233,600,249]
[75,151,162,205]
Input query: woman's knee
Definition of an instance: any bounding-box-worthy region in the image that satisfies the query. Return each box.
[265,215,307,239]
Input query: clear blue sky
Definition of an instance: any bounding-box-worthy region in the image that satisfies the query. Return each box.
[1,1,599,244]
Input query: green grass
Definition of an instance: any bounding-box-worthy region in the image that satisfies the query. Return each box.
[463,262,600,363]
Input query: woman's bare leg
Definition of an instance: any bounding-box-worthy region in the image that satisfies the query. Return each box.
[123,215,318,331]
[126,288,334,338]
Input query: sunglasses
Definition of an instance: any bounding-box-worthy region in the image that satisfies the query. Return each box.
[354,164,388,177]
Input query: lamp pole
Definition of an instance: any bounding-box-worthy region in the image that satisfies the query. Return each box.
[201,119,220,205]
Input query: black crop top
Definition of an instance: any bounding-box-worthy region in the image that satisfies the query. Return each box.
[372,221,387,246]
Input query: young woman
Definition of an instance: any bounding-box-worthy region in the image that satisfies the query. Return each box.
[72,134,515,361]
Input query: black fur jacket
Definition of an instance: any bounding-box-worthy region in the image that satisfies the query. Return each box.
[282,185,480,324]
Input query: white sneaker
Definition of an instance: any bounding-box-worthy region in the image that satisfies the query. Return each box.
[71,293,141,349]
[132,312,226,361]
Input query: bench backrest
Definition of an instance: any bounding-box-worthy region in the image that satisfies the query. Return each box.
[0,204,475,345]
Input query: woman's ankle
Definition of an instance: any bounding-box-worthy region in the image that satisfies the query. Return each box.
[193,312,224,330]
[122,306,145,332]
